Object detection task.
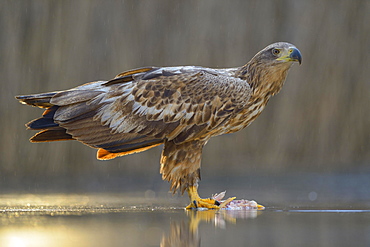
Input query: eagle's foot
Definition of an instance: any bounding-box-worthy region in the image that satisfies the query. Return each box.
[185,186,236,210]
[185,197,234,210]
[185,188,265,210]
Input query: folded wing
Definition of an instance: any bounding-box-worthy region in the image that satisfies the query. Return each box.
[16,66,251,160]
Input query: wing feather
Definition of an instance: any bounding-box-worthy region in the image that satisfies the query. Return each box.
[92,67,251,143]
[50,90,102,106]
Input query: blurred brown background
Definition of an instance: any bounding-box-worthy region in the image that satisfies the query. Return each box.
[1,0,369,193]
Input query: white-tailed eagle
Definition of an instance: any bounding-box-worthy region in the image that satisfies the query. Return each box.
[16,42,301,209]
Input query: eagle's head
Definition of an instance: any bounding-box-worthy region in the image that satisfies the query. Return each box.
[254,42,302,66]
[240,42,302,96]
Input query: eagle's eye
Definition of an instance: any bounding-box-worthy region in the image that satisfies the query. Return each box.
[272,48,280,56]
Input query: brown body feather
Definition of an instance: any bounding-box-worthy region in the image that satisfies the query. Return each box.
[16,42,301,193]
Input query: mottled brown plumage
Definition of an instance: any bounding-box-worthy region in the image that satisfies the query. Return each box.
[16,42,301,207]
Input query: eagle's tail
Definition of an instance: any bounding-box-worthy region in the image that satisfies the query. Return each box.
[15,92,74,142]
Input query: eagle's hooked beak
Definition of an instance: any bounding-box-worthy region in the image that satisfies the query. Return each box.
[277,47,302,65]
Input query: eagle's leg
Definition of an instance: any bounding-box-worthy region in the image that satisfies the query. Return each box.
[185,185,236,210]
[160,140,236,209]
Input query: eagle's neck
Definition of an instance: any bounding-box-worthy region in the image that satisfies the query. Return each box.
[227,60,293,131]
[237,61,291,100]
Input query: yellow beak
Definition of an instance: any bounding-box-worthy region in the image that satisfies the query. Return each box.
[277,47,302,64]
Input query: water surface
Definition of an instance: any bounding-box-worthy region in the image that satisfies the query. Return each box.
[0,194,369,247]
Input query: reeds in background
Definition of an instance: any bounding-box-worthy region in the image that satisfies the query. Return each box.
[1,0,369,191]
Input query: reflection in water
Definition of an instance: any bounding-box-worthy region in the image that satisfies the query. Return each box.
[187,209,259,229]
[161,209,260,247]
[161,221,200,247]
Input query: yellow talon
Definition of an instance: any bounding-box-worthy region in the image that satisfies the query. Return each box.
[185,186,265,210]
[185,186,235,210]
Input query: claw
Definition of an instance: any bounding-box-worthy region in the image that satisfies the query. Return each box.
[185,186,263,210]
[186,186,237,210]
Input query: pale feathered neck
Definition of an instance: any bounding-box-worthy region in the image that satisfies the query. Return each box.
[236,60,292,97]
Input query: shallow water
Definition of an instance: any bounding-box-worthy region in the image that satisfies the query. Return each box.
[0,194,369,247]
